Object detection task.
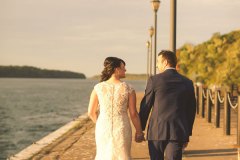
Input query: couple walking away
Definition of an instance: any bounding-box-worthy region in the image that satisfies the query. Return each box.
[88,50,196,160]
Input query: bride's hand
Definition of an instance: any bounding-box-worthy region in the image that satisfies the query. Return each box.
[135,132,145,143]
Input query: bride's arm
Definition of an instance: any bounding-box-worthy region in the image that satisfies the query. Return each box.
[128,90,143,137]
[88,89,99,123]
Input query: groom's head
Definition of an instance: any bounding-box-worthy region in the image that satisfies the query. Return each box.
[157,50,177,73]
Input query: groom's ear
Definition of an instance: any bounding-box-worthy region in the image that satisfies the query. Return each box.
[163,59,168,67]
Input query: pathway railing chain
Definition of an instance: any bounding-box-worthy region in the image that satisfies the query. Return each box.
[208,89,215,104]
[195,84,239,136]
[218,91,224,103]
[202,89,207,99]
[228,93,238,109]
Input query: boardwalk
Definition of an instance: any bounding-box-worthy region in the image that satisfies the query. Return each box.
[30,93,237,160]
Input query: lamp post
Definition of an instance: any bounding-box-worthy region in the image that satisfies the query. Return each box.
[151,0,160,75]
[149,26,154,76]
[170,0,177,54]
[146,41,150,78]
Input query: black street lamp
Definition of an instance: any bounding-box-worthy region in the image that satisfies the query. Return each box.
[170,0,177,54]
[149,26,154,76]
[151,0,160,75]
[146,41,150,78]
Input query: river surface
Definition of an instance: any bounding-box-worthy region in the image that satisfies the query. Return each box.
[0,78,146,159]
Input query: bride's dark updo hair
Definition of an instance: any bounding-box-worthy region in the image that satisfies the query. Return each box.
[100,57,125,82]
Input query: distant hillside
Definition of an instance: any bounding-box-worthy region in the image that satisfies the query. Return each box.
[90,73,147,81]
[0,66,86,79]
[177,29,240,86]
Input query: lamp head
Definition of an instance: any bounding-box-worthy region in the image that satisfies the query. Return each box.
[151,0,160,12]
[146,41,150,48]
[149,26,154,37]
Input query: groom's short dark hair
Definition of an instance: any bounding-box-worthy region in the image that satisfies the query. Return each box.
[158,50,177,68]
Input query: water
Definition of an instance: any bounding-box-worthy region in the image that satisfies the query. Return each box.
[0,78,146,159]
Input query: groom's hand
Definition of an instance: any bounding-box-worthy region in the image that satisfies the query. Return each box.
[135,132,145,143]
[183,142,188,148]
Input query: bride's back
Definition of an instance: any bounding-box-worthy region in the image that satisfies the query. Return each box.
[94,81,133,117]
[94,81,133,160]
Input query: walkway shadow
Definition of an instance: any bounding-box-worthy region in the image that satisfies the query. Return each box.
[184,148,237,157]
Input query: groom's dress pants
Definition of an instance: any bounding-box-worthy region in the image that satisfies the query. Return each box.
[148,140,183,160]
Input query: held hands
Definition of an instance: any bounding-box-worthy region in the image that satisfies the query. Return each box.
[182,142,188,153]
[183,142,188,149]
[135,132,145,143]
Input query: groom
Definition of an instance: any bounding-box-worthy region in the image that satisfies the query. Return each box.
[139,50,196,160]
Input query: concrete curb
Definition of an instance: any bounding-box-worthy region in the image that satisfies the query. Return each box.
[8,113,90,160]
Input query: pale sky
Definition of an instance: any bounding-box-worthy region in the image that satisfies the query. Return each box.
[0,0,239,77]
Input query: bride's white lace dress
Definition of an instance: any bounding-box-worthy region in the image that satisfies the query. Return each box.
[94,81,134,160]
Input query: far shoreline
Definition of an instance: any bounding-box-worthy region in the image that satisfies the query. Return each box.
[89,73,148,81]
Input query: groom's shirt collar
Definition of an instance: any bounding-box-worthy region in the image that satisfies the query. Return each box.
[165,67,176,70]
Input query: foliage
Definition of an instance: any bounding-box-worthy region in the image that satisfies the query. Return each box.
[177,30,240,86]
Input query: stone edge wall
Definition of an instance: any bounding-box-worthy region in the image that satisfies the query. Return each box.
[8,113,90,160]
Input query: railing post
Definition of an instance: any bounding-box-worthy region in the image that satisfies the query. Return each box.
[199,85,202,116]
[195,84,199,115]
[237,95,240,147]
[202,88,205,118]
[206,89,212,123]
[199,85,205,118]
[237,95,240,159]
[214,90,220,128]
[223,91,231,135]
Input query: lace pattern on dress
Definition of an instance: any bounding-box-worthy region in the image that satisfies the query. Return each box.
[94,81,134,160]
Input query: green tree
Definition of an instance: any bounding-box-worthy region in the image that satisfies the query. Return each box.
[178,30,240,87]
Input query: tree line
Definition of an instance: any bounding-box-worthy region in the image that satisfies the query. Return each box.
[177,30,240,87]
[0,66,86,79]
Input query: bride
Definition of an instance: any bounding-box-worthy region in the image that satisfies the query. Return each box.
[88,57,144,160]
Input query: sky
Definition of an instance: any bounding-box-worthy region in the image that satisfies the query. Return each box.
[0,0,239,77]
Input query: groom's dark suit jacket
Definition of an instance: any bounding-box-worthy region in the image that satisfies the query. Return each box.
[139,69,196,142]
